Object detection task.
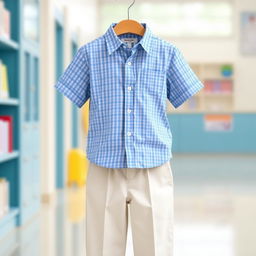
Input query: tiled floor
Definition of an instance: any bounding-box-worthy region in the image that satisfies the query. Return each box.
[1,155,256,256]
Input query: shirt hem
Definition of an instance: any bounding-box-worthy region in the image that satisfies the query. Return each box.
[86,152,173,169]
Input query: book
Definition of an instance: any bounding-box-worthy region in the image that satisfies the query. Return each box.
[204,79,233,94]
[0,0,10,39]
[221,80,233,93]
[0,119,8,154]
[0,60,10,99]
[0,120,5,154]
[0,115,13,154]
[3,7,10,39]
[204,80,213,93]
[4,178,9,214]
[0,178,10,219]
[213,80,221,93]
[0,1,4,39]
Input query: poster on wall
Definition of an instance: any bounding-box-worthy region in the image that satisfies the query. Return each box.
[240,12,256,55]
[204,114,233,132]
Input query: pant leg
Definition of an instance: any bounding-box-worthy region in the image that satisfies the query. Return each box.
[85,162,129,256]
[128,161,174,256]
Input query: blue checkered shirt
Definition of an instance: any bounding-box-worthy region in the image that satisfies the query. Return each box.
[54,23,204,168]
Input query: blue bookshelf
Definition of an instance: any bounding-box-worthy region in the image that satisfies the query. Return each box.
[0,0,41,241]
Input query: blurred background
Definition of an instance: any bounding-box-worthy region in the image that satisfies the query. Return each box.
[0,0,256,255]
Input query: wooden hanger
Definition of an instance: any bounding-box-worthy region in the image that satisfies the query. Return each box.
[113,0,145,36]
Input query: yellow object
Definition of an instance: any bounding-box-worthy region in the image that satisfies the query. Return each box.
[67,186,85,223]
[67,149,88,187]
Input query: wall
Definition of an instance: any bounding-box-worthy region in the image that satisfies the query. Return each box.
[166,0,256,112]
[40,0,56,201]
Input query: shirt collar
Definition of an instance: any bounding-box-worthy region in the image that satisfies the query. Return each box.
[104,22,155,56]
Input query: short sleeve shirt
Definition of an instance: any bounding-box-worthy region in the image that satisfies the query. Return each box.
[54,22,204,168]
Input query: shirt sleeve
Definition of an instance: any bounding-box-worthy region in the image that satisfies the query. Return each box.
[166,46,204,108]
[54,45,90,108]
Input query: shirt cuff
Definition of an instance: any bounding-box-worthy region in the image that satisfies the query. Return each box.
[172,81,204,109]
[54,81,85,108]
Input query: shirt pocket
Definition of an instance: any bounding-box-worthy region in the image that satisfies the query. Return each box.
[140,67,166,95]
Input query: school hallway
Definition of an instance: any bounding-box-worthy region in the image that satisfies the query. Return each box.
[0,0,256,255]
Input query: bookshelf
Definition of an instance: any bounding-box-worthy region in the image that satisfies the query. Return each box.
[167,62,234,113]
[0,0,41,241]
[0,0,20,240]
[166,62,256,153]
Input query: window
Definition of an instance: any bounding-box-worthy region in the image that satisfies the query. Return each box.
[23,0,39,42]
[100,0,233,37]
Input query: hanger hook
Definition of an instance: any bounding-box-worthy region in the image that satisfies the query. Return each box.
[128,0,135,20]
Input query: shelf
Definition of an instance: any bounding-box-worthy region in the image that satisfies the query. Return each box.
[166,62,235,114]
[203,77,233,81]
[0,208,19,228]
[0,37,19,50]
[204,93,233,97]
[0,98,19,106]
[0,151,19,164]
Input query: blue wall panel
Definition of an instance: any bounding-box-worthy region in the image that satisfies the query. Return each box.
[168,113,256,153]
[71,42,78,148]
[55,19,65,189]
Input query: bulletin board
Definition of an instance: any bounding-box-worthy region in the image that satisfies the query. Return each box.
[240,12,256,55]
[204,114,233,132]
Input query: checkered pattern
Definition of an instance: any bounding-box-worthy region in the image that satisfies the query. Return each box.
[54,22,204,168]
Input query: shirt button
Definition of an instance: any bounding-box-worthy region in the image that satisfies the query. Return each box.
[127,109,132,113]
[127,61,132,66]
[128,86,132,91]
[127,131,132,136]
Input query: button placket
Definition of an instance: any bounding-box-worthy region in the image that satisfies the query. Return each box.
[126,63,133,137]
[124,56,135,166]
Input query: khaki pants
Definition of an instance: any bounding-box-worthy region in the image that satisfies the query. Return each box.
[85,160,174,256]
